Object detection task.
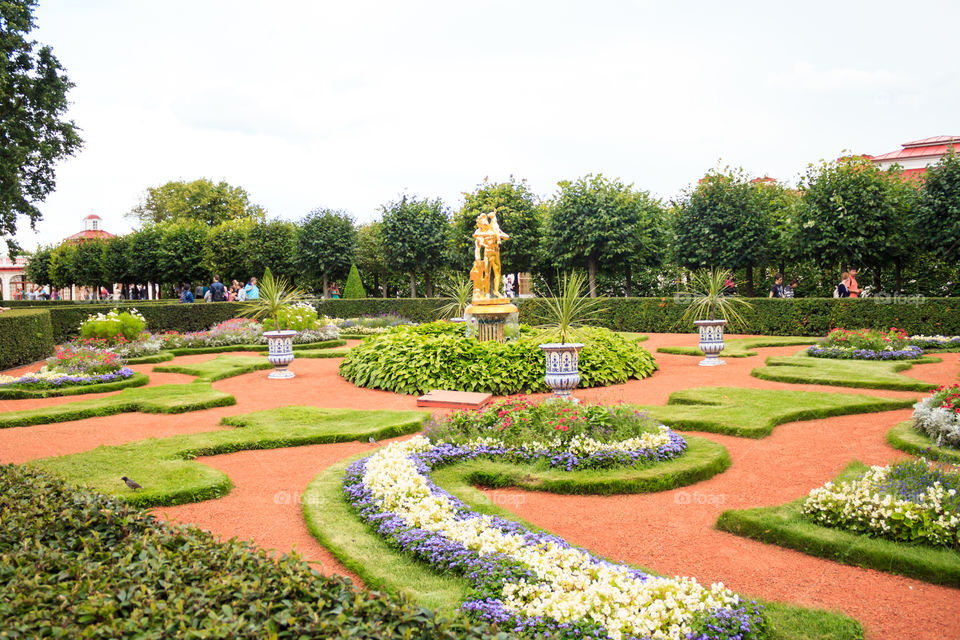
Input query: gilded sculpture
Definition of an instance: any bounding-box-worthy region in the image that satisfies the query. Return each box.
[469,210,509,303]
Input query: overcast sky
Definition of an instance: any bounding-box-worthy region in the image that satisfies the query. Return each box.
[11,0,959,252]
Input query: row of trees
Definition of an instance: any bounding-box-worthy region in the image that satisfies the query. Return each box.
[26,152,960,299]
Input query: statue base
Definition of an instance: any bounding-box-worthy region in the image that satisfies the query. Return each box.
[465,302,519,343]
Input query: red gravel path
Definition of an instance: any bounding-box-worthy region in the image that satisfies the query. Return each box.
[3,334,959,639]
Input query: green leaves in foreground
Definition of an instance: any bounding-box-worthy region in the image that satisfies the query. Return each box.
[30,406,428,507]
[0,382,235,429]
[639,387,915,438]
[751,352,939,391]
[153,354,273,381]
[0,465,507,640]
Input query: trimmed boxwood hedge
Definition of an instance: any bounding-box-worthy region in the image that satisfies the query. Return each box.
[47,301,247,342]
[0,464,512,639]
[0,309,55,371]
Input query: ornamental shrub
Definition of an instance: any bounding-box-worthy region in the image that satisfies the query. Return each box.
[79,308,147,343]
[0,309,54,370]
[339,322,657,395]
[343,264,366,299]
[46,346,123,375]
[912,383,960,449]
[0,464,511,640]
[262,302,318,332]
[821,327,909,351]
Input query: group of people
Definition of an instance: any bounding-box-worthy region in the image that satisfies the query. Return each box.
[834,267,862,298]
[768,274,800,299]
[179,276,259,303]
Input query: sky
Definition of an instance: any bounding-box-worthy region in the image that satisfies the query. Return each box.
[10,0,960,252]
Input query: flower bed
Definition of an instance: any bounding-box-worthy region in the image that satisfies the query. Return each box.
[909,335,960,351]
[912,384,960,449]
[803,459,960,549]
[326,312,415,335]
[159,317,340,349]
[344,437,767,640]
[424,397,686,471]
[0,367,136,390]
[807,327,922,360]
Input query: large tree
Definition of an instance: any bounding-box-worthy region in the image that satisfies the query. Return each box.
[296,208,356,297]
[127,178,266,227]
[0,1,83,254]
[47,241,76,292]
[24,244,53,287]
[126,225,162,286]
[101,235,132,285]
[355,221,391,298]
[72,239,107,295]
[156,219,208,286]
[243,219,297,283]
[915,149,960,264]
[380,195,449,297]
[797,156,912,291]
[543,174,657,297]
[203,217,255,284]
[672,168,775,296]
[450,177,542,274]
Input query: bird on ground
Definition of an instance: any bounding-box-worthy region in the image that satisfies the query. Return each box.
[121,476,143,490]
[368,437,377,444]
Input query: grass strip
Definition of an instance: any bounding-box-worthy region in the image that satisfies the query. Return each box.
[657,336,819,358]
[452,435,729,495]
[751,351,939,391]
[886,420,960,464]
[716,461,960,587]
[0,381,234,429]
[615,332,649,342]
[167,339,346,356]
[303,456,863,639]
[0,371,149,399]
[637,387,915,438]
[30,406,429,507]
[153,355,272,381]
[125,351,175,364]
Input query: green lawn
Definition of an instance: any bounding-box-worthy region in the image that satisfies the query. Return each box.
[715,461,960,587]
[29,406,429,507]
[615,332,649,342]
[657,336,819,358]
[637,387,914,438]
[302,455,864,640]
[153,355,273,380]
[296,347,353,358]
[166,339,347,356]
[886,420,960,463]
[750,351,940,391]
[0,381,235,429]
[0,371,149,399]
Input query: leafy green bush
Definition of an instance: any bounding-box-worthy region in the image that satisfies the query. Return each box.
[0,464,511,639]
[0,309,54,370]
[343,264,366,298]
[79,308,147,342]
[46,302,248,343]
[339,322,657,395]
[262,302,318,331]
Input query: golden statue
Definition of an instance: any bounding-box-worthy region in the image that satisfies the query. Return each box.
[470,210,509,302]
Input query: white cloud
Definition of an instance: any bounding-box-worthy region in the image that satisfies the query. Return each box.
[767,62,902,92]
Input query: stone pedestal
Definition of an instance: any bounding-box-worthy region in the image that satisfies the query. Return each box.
[465,302,519,343]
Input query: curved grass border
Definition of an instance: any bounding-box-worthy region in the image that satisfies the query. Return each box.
[0,371,149,399]
[715,461,960,587]
[30,406,429,508]
[167,339,346,356]
[125,351,175,364]
[296,347,352,359]
[153,355,273,381]
[657,336,818,358]
[887,420,960,463]
[302,456,864,639]
[450,435,729,495]
[750,352,940,392]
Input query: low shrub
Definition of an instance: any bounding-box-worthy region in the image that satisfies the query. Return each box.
[0,464,510,639]
[0,309,54,371]
[79,308,147,343]
[159,318,263,348]
[262,302,319,332]
[910,335,960,350]
[912,384,960,449]
[339,322,657,395]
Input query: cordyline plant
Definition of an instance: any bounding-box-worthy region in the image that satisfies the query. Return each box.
[237,267,308,331]
[678,267,752,329]
[536,271,606,344]
[437,274,473,320]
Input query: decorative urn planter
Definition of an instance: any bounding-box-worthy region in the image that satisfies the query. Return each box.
[264,330,297,379]
[539,342,584,401]
[693,319,727,366]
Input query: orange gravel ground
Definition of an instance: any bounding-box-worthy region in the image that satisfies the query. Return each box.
[2,334,959,639]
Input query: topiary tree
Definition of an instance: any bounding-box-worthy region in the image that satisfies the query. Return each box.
[381,195,449,297]
[296,208,356,297]
[125,225,162,287]
[355,222,391,298]
[156,219,209,287]
[916,149,960,264]
[244,219,298,283]
[48,241,76,293]
[24,245,53,288]
[203,217,255,284]
[342,264,366,299]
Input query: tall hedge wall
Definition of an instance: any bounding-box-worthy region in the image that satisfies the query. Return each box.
[0,309,55,371]
[47,302,246,343]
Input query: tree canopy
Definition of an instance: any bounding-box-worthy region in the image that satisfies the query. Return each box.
[296,208,356,297]
[126,178,266,227]
[915,149,960,263]
[0,0,83,254]
[380,195,449,297]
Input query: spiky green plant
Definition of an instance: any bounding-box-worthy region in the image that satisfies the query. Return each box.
[536,271,606,344]
[436,275,473,319]
[678,268,752,329]
[237,267,308,331]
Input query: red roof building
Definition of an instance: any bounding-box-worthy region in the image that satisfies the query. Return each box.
[63,214,115,242]
[871,136,960,179]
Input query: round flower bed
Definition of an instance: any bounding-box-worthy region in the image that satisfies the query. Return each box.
[339,322,658,396]
[0,367,136,390]
[912,383,960,449]
[807,327,922,360]
[424,397,686,471]
[344,436,768,640]
[803,458,960,548]
[909,335,960,351]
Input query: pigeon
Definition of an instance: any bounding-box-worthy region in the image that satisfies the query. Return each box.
[368,437,377,444]
[121,476,143,491]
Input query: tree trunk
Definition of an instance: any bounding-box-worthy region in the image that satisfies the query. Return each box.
[894,261,903,294]
[587,257,598,298]
[745,265,754,297]
[381,272,388,298]
[322,273,329,299]
[424,273,433,298]
[624,266,633,297]
[409,273,417,298]
[873,266,882,292]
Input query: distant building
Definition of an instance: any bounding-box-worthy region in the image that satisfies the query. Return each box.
[870,136,960,180]
[63,214,116,243]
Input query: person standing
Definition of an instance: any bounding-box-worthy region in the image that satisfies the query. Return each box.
[768,274,785,298]
[209,275,227,302]
[179,284,194,303]
[783,278,799,298]
[244,277,259,300]
[847,267,862,298]
[835,272,851,298]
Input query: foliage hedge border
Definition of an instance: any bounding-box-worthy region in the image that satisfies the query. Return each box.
[167,339,346,356]
[0,371,149,399]
[886,420,960,464]
[0,309,55,371]
[715,461,960,587]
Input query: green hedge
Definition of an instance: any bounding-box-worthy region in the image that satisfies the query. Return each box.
[47,302,247,342]
[318,297,960,336]
[0,309,55,371]
[0,464,511,639]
